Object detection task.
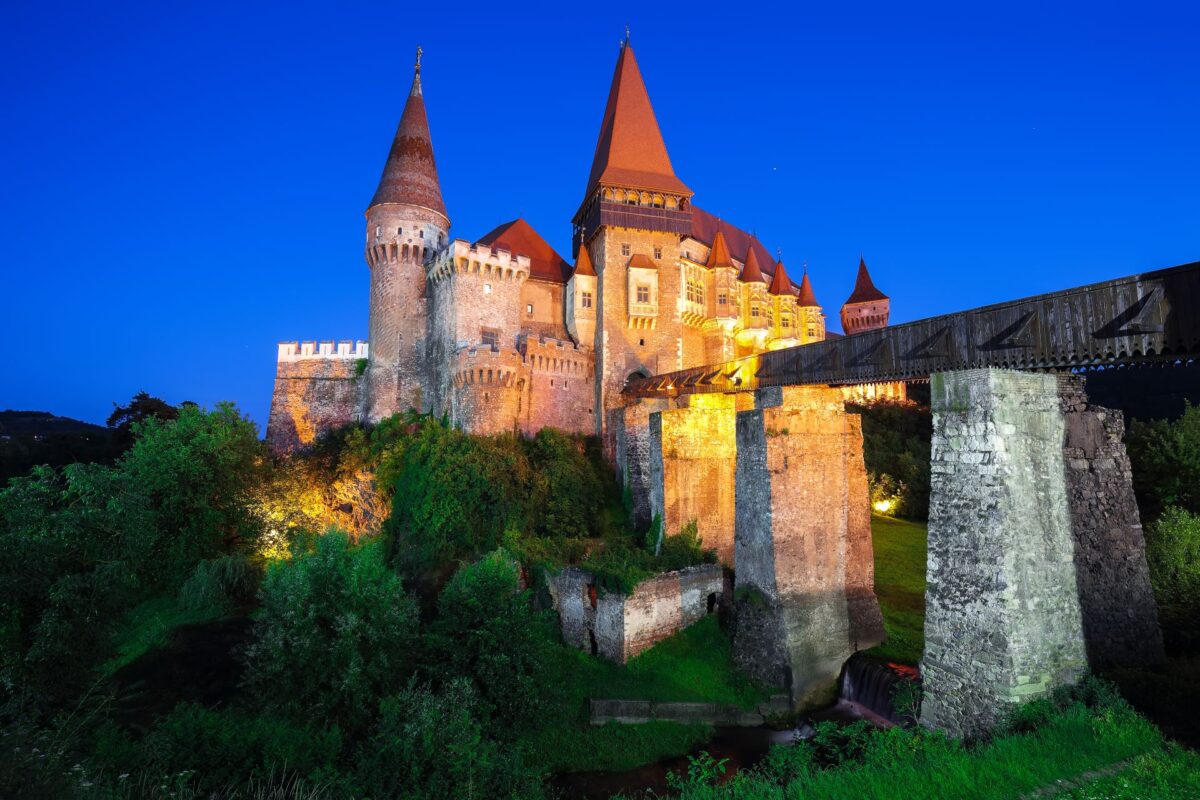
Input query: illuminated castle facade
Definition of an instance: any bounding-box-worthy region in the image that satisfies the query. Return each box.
[267,41,898,453]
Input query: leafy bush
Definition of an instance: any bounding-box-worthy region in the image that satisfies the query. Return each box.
[849,400,932,520]
[1144,507,1200,650]
[1126,402,1200,517]
[177,554,259,614]
[427,551,555,735]
[353,679,541,800]
[140,703,342,793]
[242,532,418,733]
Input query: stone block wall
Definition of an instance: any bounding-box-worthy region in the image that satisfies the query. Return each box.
[1059,375,1165,670]
[520,335,595,435]
[732,385,885,710]
[921,369,1088,739]
[606,398,672,531]
[267,343,366,455]
[449,347,526,434]
[550,564,728,663]
[648,394,744,565]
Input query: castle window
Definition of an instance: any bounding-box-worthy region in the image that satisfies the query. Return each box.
[751,304,760,318]
[781,315,792,328]
[654,246,663,260]
[621,243,631,257]
[686,275,704,305]
[684,250,691,260]
[626,191,638,205]
[718,292,727,305]
[483,283,492,295]
[397,226,403,235]
[807,326,815,338]
[375,225,381,240]
[481,330,498,350]
[418,230,424,239]
[636,285,650,304]
[581,291,593,309]
[526,303,534,315]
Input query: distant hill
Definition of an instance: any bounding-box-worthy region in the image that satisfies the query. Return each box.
[0,410,120,484]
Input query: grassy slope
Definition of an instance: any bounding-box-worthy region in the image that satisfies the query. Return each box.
[526,616,768,773]
[865,514,928,665]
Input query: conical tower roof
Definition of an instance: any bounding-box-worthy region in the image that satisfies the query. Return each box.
[368,49,448,221]
[573,241,596,277]
[845,257,888,304]
[583,41,691,199]
[768,260,794,296]
[796,270,820,307]
[740,242,767,284]
[705,229,734,269]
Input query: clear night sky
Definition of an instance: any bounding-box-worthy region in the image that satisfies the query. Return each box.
[2,1,1197,430]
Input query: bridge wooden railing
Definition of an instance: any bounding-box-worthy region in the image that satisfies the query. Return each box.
[624,260,1200,398]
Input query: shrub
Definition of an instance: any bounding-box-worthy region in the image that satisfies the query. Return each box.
[849,400,931,520]
[1145,506,1200,608]
[1126,403,1200,517]
[353,679,541,800]
[176,554,259,614]
[242,532,418,733]
[525,427,606,540]
[428,551,555,735]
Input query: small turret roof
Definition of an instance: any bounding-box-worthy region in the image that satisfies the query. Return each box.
[740,241,768,284]
[573,242,596,277]
[705,229,734,269]
[368,49,448,220]
[796,270,819,307]
[845,257,889,304]
[768,260,794,296]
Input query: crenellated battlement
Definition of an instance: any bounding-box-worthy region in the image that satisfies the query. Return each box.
[427,239,530,284]
[520,334,594,376]
[277,340,369,362]
[450,346,526,389]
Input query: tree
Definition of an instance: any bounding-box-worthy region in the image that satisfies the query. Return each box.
[242,532,418,733]
[1126,403,1200,517]
[106,391,180,449]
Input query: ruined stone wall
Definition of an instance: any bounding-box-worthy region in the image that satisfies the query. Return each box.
[520,335,595,435]
[550,565,727,663]
[921,369,1088,739]
[648,394,742,565]
[1060,375,1165,670]
[267,342,366,455]
[732,385,884,710]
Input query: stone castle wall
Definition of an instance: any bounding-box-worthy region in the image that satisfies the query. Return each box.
[520,335,594,435]
[267,341,366,454]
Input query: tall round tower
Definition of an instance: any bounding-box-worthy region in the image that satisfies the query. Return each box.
[364,47,450,421]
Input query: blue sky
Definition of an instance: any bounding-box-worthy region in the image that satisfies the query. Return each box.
[2,1,1197,429]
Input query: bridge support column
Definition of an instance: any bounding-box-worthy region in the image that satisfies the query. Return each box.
[733,385,885,711]
[648,394,745,565]
[607,399,671,531]
[1058,376,1164,670]
[921,369,1088,738]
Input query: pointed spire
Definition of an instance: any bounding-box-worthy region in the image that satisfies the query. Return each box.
[740,243,767,284]
[582,42,691,200]
[796,270,820,307]
[368,46,448,220]
[573,239,596,277]
[845,256,888,304]
[705,229,734,269]
[768,260,794,296]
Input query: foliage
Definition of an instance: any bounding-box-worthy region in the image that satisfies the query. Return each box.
[667,751,728,791]
[849,399,932,521]
[864,514,927,665]
[177,554,259,614]
[426,551,555,736]
[106,391,180,449]
[139,703,342,794]
[1125,402,1200,517]
[242,532,418,734]
[353,679,541,800]
[1144,507,1200,609]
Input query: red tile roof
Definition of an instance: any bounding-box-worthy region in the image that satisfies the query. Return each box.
[369,64,448,220]
[573,242,596,277]
[583,43,691,199]
[845,257,888,304]
[690,207,777,276]
[705,229,734,269]
[796,270,819,307]
[768,260,794,296]
[475,218,571,283]
[628,253,659,270]
[740,245,767,284]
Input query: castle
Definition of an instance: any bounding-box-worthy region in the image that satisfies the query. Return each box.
[267,40,901,454]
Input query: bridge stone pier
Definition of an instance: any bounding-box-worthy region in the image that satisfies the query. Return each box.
[606,399,671,531]
[920,369,1164,739]
[731,385,885,710]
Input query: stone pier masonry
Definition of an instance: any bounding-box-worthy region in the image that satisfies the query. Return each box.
[732,385,885,711]
[920,368,1164,739]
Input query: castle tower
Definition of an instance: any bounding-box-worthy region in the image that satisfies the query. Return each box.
[573,38,694,432]
[795,268,826,344]
[766,260,798,349]
[736,244,769,355]
[704,229,739,362]
[840,257,889,334]
[364,47,450,421]
[566,239,598,347]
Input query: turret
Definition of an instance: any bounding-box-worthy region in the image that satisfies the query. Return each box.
[767,259,797,348]
[840,257,889,334]
[795,268,826,344]
[566,236,598,347]
[364,47,450,421]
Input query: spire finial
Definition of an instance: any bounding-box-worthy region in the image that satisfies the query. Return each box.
[415,45,423,74]
[625,24,630,43]
[777,247,783,262]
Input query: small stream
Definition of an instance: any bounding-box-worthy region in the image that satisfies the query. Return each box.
[553,656,915,799]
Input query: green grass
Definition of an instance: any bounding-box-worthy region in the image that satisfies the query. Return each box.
[1058,744,1200,799]
[865,514,927,665]
[524,616,767,773]
[675,701,1165,799]
[100,593,226,677]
